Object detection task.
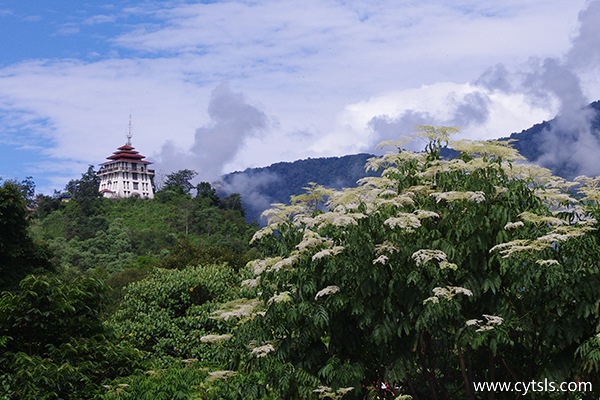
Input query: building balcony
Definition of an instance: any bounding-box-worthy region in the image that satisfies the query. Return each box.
[97,166,155,175]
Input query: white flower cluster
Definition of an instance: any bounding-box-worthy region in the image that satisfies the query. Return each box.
[371,195,416,210]
[424,286,473,304]
[405,185,434,196]
[518,211,564,226]
[261,203,308,226]
[200,334,233,343]
[270,254,299,272]
[417,162,451,179]
[412,249,457,270]
[536,259,560,266]
[490,239,547,258]
[384,214,421,230]
[314,285,340,300]
[412,249,448,266]
[575,175,600,203]
[491,224,594,259]
[533,188,577,206]
[251,343,275,358]
[328,188,367,212]
[268,291,292,304]
[296,231,331,253]
[250,226,274,244]
[466,314,504,332]
[413,209,440,220]
[443,158,490,174]
[375,241,399,255]
[312,211,367,229]
[430,191,486,204]
[206,370,237,382]
[504,221,524,230]
[372,255,389,265]
[247,257,282,275]
[312,246,345,261]
[357,175,397,190]
[211,299,262,321]
[313,385,354,399]
[451,139,524,161]
[241,278,259,289]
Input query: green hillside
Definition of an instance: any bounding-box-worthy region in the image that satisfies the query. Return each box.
[2,128,600,398]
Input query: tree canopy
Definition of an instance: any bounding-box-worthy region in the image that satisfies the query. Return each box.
[217,126,600,399]
[0,179,52,289]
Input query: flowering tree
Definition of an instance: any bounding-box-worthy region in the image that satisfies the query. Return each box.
[211,127,600,399]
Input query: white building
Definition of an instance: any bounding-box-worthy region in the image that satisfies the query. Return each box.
[97,127,155,199]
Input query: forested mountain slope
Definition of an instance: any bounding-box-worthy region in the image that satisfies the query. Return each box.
[220,153,378,223]
[223,100,600,225]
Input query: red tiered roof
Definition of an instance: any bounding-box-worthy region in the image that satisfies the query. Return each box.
[101,143,152,165]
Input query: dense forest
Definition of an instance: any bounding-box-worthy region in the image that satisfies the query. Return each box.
[2,126,600,399]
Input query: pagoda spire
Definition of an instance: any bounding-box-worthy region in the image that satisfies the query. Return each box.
[127,114,133,146]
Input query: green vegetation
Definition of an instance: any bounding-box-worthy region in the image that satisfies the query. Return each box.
[0,170,256,398]
[2,128,600,399]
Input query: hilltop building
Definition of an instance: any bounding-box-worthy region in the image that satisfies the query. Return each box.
[97,118,155,199]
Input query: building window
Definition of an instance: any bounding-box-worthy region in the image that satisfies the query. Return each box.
[133,182,139,190]
[132,173,138,180]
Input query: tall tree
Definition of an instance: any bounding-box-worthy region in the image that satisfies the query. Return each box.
[196,181,219,206]
[162,169,198,196]
[0,179,52,289]
[218,127,600,399]
[64,165,101,202]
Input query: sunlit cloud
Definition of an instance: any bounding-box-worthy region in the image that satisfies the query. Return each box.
[0,0,597,194]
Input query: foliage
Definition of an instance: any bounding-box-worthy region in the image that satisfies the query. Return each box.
[64,165,102,203]
[196,181,220,206]
[161,169,198,196]
[0,270,143,399]
[228,126,600,399]
[102,361,208,400]
[32,181,257,274]
[158,235,256,271]
[108,264,246,362]
[0,179,52,289]
[48,218,137,272]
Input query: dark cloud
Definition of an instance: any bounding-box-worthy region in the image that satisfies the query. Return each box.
[475,63,513,92]
[368,110,437,152]
[156,83,268,181]
[367,91,491,151]
[567,0,600,70]
[219,170,282,223]
[450,91,490,127]
[523,58,587,115]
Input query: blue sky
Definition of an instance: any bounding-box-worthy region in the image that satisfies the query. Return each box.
[1,0,599,194]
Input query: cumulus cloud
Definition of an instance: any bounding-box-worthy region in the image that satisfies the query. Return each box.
[349,0,600,179]
[156,83,269,182]
[341,82,551,154]
[369,110,438,152]
[475,64,514,93]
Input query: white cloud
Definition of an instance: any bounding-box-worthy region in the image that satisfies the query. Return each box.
[315,82,555,155]
[0,0,598,193]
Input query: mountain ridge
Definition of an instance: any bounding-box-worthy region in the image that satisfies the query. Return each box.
[222,100,600,222]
